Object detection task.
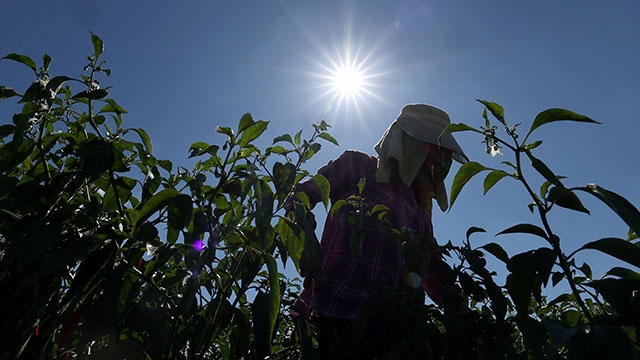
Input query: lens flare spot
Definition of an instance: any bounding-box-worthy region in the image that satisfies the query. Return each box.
[194,239,205,252]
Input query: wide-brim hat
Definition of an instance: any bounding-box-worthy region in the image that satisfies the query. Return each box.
[395,104,468,164]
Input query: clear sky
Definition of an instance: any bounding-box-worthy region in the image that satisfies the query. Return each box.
[2,0,639,296]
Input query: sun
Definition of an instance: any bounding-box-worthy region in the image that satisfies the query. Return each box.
[329,62,365,97]
[307,47,390,120]
[290,11,395,120]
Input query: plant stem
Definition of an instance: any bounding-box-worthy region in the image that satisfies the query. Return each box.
[511,139,594,324]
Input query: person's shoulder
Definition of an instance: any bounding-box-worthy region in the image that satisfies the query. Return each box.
[337,150,376,163]
[333,150,377,174]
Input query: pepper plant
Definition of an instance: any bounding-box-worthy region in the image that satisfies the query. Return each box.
[0,34,333,359]
[436,100,640,358]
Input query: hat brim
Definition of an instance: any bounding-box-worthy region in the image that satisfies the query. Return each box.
[396,116,469,164]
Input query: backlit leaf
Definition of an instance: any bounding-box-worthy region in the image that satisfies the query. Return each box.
[547,187,589,214]
[481,242,509,264]
[577,184,640,237]
[449,161,489,208]
[130,128,152,153]
[131,189,182,226]
[238,112,254,133]
[466,226,486,241]
[294,129,302,146]
[2,53,37,73]
[273,134,292,144]
[526,150,563,189]
[330,199,348,216]
[99,99,127,114]
[0,86,19,101]
[496,223,548,240]
[312,174,330,210]
[238,120,268,148]
[90,31,104,59]
[71,88,109,100]
[526,108,600,140]
[317,132,339,146]
[439,123,481,143]
[477,99,506,126]
[577,237,640,268]
[483,170,510,195]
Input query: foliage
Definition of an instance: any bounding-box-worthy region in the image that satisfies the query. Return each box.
[432,99,640,358]
[0,34,335,359]
[3,34,640,360]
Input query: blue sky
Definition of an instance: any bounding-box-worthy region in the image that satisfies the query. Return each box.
[2,0,639,296]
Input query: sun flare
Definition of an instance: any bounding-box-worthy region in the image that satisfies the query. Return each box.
[329,63,365,97]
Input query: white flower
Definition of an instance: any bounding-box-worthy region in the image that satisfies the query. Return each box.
[490,144,503,157]
[146,243,158,257]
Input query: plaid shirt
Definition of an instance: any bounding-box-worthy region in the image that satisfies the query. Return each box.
[292,150,448,320]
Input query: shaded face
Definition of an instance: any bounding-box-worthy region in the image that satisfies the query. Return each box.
[413,144,452,190]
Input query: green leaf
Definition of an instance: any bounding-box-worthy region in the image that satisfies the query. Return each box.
[238,120,268,148]
[577,184,640,237]
[42,53,52,71]
[2,53,37,73]
[0,86,19,101]
[477,99,506,126]
[267,145,286,155]
[449,161,489,208]
[312,174,330,210]
[357,177,366,195]
[606,267,640,283]
[168,194,193,231]
[526,108,600,140]
[99,99,127,114]
[628,228,639,242]
[216,126,233,137]
[0,139,35,173]
[21,80,46,102]
[481,242,509,264]
[576,237,640,268]
[330,199,348,216]
[130,128,152,153]
[466,226,486,241]
[496,223,548,240]
[295,191,310,209]
[524,140,543,150]
[79,139,115,174]
[238,112,254,133]
[272,162,296,195]
[45,76,74,95]
[273,134,293,145]
[438,123,481,142]
[264,253,280,338]
[483,170,510,195]
[71,88,109,100]
[294,129,302,146]
[370,204,389,215]
[317,132,339,146]
[547,187,589,214]
[526,150,564,189]
[276,218,303,271]
[252,291,271,357]
[0,124,16,139]
[551,272,564,287]
[131,189,182,226]
[90,31,104,59]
